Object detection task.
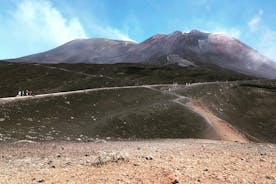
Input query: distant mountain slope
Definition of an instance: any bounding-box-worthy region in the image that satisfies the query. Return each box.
[15,39,136,64]
[10,30,276,78]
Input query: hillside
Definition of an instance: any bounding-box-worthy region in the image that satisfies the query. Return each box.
[1,61,275,143]
[0,86,215,142]
[1,80,275,143]
[172,80,276,143]
[0,61,252,98]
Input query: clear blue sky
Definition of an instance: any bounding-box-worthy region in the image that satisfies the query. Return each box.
[0,0,275,60]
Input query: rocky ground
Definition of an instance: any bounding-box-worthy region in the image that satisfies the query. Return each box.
[0,139,275,183]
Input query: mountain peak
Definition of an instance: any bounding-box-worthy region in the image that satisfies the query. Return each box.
[168,30,183,37]
[151,33,166,39]
[13,30,276,79]
[189,29,203,34]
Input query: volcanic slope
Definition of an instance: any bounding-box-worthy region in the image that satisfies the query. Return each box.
[0,61,252,98]
[0,62,274,143]
[12,30,276,79]
[0,86,218,142]
[1,80,275,143]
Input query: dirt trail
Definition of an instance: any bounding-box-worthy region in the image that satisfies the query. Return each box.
[147,85,249,143]
[186,101,249,143]
[0,84,172,104]
[34,64,114,79]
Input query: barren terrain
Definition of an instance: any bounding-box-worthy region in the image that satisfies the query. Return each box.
[0,84,250,143]
[0,139,275,183]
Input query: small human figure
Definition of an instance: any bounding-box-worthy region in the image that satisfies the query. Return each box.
[22,90,25,96]
[29,89,33,96]
[17,91,21,97]
[26,89,29,96]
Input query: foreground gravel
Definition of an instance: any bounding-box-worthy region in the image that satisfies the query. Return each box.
[0,139,275,183]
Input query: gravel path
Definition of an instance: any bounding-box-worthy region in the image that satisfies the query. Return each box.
[0,139,275,183]
[186,101,249,143]
[0,84,172,104]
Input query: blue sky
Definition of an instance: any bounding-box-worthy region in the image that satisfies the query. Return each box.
[0,0,275,60]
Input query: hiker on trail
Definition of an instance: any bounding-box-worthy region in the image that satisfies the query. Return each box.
[17,91,21,97]
[22,90,25,96]
[29,89,33,96]
[26,89,29,96]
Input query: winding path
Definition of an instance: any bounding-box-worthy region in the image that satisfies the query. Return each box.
[146,85,249,143]
[0,84,171,104]
[0,83,249,143]
[186,101,249,143]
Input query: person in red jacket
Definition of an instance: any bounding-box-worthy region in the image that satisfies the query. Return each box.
[29,89,33,96]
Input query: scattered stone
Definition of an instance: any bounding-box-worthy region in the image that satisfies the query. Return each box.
[268,145,273,148]
[38,179,45,183]
[47,160,52,165]
[203,168,208,171]
[145,156,153,160]
[265,176,273,180]
[171,179,179,184]
[95,139,107,144]
[0,118,5,122]
[259,158,266,162]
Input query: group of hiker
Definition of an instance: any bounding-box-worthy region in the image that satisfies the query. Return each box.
[17,89,33,97]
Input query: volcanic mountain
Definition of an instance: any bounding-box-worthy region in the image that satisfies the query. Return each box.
[12,30,276,79]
